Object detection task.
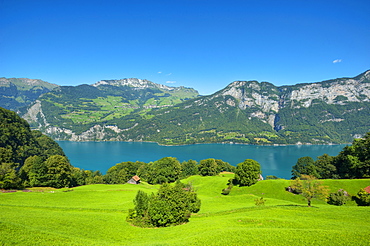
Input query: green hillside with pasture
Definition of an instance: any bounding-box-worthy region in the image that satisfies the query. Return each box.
[1,175,369,245]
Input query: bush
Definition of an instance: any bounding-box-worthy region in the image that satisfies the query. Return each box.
[353,188,370,206]
[221,183,233,195]
[234,159,261,186]
[255,197,266,206]
[128,182,201,227]
[327,189,350,206]
[266,175,279,180]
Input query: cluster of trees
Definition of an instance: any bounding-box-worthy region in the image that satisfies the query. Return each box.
[105,157,235,185]
[127,181,201,227]
[291,132,370,179]
[0,107,70,189]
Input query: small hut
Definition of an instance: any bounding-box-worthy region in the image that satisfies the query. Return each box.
[365,186,370,194]
[127,175,140,184]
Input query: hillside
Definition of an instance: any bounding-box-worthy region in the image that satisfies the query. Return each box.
[20,70,370,144]
[1,176,369,245]
[21,78,199,140]
[0,107,65,166]
[0,77,58,111]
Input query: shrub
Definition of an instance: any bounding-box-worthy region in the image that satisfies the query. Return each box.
[128,182,201,227]
[255,197,266,206]
[266,175,279,180]
[327,189,350,206]
[234,159,261,187]
[353,188,370,206]
[221,183,233,195]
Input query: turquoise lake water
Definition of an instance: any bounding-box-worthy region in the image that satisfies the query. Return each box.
[57,141,346,179]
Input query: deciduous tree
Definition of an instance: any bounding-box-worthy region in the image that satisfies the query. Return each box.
[291,156,318,179]
[290,175,329,207]
[44,155,73,188]
[314,154,337,179]
[129,182,201,227]
[180,159,198,178]
[198,158,219,176]
[234,159,261,186]
[147,157,181,184]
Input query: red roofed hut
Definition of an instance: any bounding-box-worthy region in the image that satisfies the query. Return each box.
[364,186,370,194]
[127,175,140,184]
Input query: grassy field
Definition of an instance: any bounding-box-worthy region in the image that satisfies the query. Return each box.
[1,175,369,245]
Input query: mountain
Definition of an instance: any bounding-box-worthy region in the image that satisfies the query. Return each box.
[21,71,370,145]
[0,78,58,111]
[21,78,199,137]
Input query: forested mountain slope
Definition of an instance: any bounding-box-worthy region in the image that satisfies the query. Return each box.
[21,70,370,145]
[21,78,199,140]
[0,78,58,111]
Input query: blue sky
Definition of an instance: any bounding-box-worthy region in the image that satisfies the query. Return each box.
[1,0,369,95]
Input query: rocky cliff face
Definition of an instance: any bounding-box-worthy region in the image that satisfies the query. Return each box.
[214,70,370,129]
[222,70,370,111]
[285,71,370,108]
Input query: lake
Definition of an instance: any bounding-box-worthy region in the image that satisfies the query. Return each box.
[57,141,346,179]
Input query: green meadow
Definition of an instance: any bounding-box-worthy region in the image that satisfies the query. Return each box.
[1,175,369,246]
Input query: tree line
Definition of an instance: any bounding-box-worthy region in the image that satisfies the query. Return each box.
[291,132,370,179]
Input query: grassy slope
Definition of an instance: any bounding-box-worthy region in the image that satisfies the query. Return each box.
[1,176,369,246]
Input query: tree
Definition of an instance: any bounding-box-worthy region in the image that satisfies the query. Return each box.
[44,155,73,188]
[234,159,261,186]
[105,161,143,184]
[134,190,149,217]
[198,158,219,176]
[0,107,68,189]
[70,167,86,186]
[215,159,235,173]
[32,131,65,158]
[291,156,318,179]
[314,154,337,179]
[21,155,48,187]
[180,160,198,178]
[0,163,21,189]
[128,182,201,227]
[290,175,329,207]
[104,165,128,184]
[334,132,370,179]
[147,157,181,184]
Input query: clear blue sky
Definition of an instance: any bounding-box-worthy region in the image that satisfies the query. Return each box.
[1,0,369,95]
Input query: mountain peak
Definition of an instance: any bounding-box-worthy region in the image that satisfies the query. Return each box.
[0,77,58,90]
[92,78,175,91]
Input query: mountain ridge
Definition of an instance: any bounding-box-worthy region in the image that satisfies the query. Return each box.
[0,77,59,111]
[2,70,369,145]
